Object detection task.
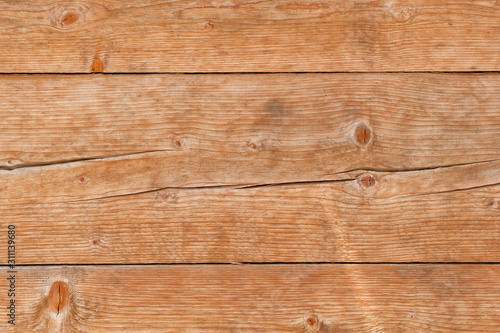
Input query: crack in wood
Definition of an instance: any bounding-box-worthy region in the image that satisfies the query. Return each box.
[3,153,499,174]
[0,150,176,171]
[329,158,500,176]
[413,181,500,197]
[56,284,61,317]
[2,153,499,203]
[65,178,356,203]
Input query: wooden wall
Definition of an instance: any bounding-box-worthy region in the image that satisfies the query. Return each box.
[0,0,499,331]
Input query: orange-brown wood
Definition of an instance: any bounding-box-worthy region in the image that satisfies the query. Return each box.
[0,0,499,72]
[1,73,499,170]
[0,4,499,326]
[2,264,500,332]
[1,73,499,265]
[1,161,499,264]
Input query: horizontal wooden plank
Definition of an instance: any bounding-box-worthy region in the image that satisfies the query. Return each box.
[0,0,499,72]
[2,160,499,264]
[1,73,500,171]
[2,264,500,331]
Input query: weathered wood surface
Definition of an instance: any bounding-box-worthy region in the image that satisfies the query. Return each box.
[1,73,500,264]
[1,73,500,170]
[2,161,499,264]
[0,0,499,73]
[1,264,500,332]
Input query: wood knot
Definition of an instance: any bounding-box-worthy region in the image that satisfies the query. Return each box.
[50,3,89,30]
[4,159,19,167]
[486,198,498,209]
[305,314,323,330]
[157,191,178,203]
[248,141,264,151]
[173,138,183,150]
[388,2,415,22]
[61,12,79,26]
[91,59,103,73]
[358,173,376,189]
[353,123,373,147]
[78,176,87,183]
[48,281,69,316]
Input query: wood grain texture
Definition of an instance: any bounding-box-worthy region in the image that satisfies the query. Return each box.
[0,0,499,72]
[1,264,500,332]
[1,73,500,264]
[1,160,499,264]
[1,73,500,170]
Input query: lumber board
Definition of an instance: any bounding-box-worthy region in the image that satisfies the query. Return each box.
[1,264,500,331]
[1,160,499,264]
[0,0,499,72]
[1,73,500,171]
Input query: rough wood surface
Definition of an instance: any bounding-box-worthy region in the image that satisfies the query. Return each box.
[1,160,499,264]
[1,264,500,332]
[0,0,499,72]
[2,0,499,328]
[1,73,500,170]
[1,73,500,264]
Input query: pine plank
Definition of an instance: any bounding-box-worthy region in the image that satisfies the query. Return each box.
[1,160,499,264]
[1,73,500,170]
[1,264,500,331]
[0,0,499,72]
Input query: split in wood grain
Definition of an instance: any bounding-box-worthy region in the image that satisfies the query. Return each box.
[1,159,499,264]
[2,154,499,203]
[0,149,175,171]
[47,281,70,317]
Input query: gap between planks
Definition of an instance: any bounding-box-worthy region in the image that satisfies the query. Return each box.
[0,71,500,75]
[3,262,500,267]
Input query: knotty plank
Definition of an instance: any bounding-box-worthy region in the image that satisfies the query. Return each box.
[1,73,500,170]
[1,160,499,264]
[1,73,500,264]
[0,0,499,72]
[1,264,500,331]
